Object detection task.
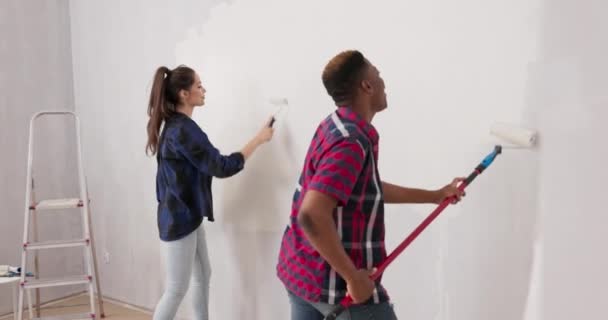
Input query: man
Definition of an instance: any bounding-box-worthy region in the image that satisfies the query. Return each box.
[276,50,464,319]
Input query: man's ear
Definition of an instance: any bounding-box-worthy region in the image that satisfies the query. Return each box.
[360,79,373,95]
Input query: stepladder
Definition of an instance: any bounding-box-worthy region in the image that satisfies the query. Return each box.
[17,111,105,320]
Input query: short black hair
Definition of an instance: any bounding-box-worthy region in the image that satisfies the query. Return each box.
[321,50,368,104]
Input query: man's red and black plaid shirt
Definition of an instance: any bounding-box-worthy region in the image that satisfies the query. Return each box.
[277,106,389,305]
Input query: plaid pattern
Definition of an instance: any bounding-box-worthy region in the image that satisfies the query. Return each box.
[277,107,388,304]
[156,113,244,241]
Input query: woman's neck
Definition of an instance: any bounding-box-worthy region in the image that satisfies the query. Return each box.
[176,104,194,117]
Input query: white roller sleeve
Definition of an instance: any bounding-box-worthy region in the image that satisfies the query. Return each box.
[268,97,288,106]
[490,122,538,147]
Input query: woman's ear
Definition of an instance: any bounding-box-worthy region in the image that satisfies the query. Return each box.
[178,89,189,102]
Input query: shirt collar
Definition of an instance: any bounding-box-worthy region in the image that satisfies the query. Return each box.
[336,106,379,145]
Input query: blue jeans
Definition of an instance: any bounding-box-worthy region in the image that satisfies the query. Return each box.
[288,290,398,320]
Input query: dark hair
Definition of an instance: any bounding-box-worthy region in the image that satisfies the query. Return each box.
[146,65,195,155]
[321,50,368,104]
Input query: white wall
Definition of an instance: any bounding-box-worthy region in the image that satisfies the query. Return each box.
[68,0,608,319]
[0,0,83,316]
[67,0,228,316]
[533,0,608,319]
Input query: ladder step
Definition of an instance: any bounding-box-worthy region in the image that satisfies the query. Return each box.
[31,198,83,210]
[32,313,94,320]
[25,239,89,250]
[22,275,92,289]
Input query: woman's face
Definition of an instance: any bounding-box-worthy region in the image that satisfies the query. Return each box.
[182,72,206,107]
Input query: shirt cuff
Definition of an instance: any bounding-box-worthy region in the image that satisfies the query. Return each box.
[231,152,245,169]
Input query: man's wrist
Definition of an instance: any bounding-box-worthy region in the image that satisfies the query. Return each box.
[341,264,359,283]
[430,189,442,204]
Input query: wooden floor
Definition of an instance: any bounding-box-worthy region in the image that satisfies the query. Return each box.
[4,294,151,320]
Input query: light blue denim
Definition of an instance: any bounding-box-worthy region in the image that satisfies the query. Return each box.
[288,290,398,320]
[153,223,211,320]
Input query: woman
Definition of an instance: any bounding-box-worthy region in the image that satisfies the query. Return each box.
[146,65,273,319]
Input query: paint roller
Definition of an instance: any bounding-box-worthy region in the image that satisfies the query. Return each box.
[324,122,538,320]
[491,122,538,149]
[268,97,288,127]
